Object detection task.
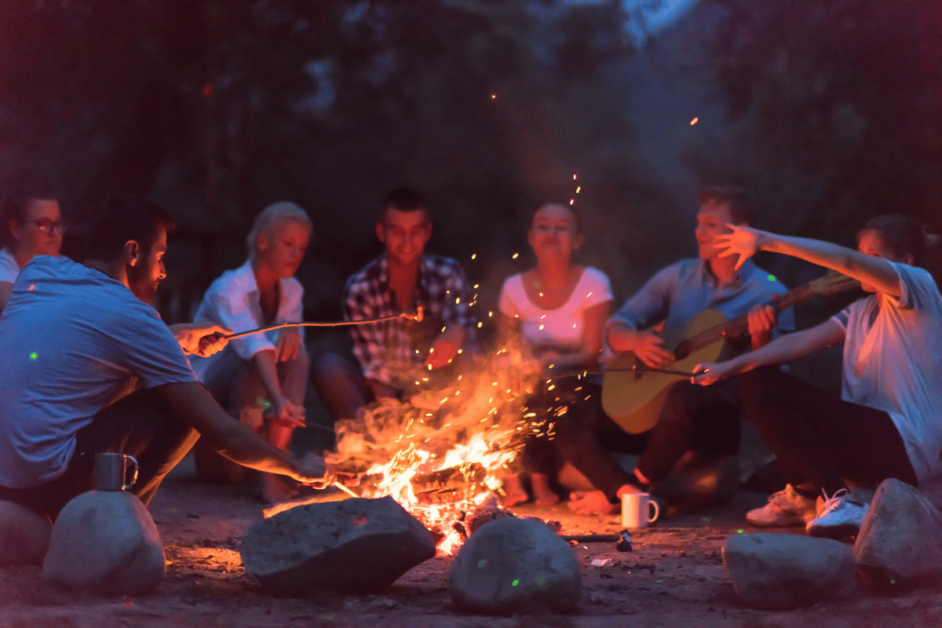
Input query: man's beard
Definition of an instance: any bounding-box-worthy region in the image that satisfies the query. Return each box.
[127,265,159,304]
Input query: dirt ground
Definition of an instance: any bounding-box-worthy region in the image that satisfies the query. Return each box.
[2,457,941,628]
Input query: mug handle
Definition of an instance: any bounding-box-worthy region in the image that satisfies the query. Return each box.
[647,499,660,523]
[124,455,139,491]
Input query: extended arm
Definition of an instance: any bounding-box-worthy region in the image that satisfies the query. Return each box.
[719,225,903,298]
[157,381,326,483]
[692,319,845,385]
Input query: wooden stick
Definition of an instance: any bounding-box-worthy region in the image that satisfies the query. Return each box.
[225,308,422,340]
[548,366,696,379]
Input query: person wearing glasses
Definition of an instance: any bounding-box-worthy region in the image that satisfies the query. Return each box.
[0,193,65,314]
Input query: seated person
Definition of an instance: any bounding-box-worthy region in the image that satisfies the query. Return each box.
[190,202,313,504]
[566,187,795,515]
[0,197,328,521]
[694,215,942,538]
[0,192,64,313]
[311,188,477,421]
[497,202,613,506]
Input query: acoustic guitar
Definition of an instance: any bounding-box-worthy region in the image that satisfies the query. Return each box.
[601,272,859,434]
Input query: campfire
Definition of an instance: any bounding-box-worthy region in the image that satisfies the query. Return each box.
[269,342,560,556]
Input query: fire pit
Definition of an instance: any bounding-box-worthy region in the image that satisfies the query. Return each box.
[316,345,557,555]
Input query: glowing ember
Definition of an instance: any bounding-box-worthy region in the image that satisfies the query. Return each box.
[323,341,544,556]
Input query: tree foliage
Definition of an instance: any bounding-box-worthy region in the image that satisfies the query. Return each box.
[701,0,942,243]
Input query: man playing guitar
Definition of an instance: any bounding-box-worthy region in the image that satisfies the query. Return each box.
[565,187,795,515]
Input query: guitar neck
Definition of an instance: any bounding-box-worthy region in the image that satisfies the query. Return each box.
[678,279,841,357]
[717,283,814,339]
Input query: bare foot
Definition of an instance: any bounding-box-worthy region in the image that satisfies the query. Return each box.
[531,473,560,506]
[567,490,619,515]
[502,474,529,507]
[259,474,299,505]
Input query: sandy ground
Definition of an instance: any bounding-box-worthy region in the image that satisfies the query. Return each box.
[2,457,941,628]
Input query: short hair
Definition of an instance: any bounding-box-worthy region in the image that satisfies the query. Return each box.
[1,191,58,247]
[246,201,312,260]
[529,202,581,234]
[696,186,756,225]
[379,188,429,222]
[85,197,176,261]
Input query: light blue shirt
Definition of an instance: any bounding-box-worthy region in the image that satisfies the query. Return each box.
[0,257,196,488]
[605,258,795,345]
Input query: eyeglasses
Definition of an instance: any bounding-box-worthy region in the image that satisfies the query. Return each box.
[30,219,66,235]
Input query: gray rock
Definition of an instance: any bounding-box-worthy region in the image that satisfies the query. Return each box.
[0,500,52,565]
[43,491,165,596]
[723,532,856,610]
[854,478,942,589]
[240,496,436,594]
[449,517,580,615]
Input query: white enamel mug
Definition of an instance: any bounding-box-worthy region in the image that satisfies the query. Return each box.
[621,492,660,529]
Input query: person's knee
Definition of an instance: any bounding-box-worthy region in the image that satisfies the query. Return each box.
[282,344,311,378]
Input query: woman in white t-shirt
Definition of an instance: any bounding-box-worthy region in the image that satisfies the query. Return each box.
[694,215,942,539]
[498,202,613,506]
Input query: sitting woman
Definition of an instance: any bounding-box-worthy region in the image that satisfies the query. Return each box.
[694,215,942,538]
[190,202,313,504]
[0,192,64,313]
[498,202,613,506]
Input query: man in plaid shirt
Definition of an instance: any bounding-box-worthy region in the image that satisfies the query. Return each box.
[312,189,477,420]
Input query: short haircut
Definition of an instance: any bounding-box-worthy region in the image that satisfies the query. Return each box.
[379,188,429,222]
[85,197,176,261]
[1,191,58,247]
[696,186,756,226]
[246,201,312,260]
[530,202,581,234]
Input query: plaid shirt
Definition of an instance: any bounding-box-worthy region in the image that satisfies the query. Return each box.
[343,254,477,386]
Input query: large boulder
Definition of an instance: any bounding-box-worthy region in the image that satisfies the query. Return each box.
[0,500,52,565]
[854,478,942,589]
[43,491,165,596]
[240,496,435,595]
[449,517,580,615]
[723,532,856,610]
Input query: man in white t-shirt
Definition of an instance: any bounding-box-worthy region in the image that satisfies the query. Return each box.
[0,197,329,519]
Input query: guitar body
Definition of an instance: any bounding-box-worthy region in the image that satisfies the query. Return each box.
[602,309,731,434]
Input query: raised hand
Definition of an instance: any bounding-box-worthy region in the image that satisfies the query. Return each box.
[714,224,764,271]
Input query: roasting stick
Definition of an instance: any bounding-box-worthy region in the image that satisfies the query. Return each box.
[224,307,424,340]
[332,482,359,498]
[547,364,702,379]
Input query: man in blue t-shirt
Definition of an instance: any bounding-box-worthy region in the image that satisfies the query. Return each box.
[0,197,329,519]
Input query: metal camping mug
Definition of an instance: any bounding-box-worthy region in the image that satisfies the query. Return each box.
[94,452,139,492]
[621,492,660,529]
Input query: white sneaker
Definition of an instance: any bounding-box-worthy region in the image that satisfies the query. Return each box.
[806,489,868,539]
[746,484,818,527]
